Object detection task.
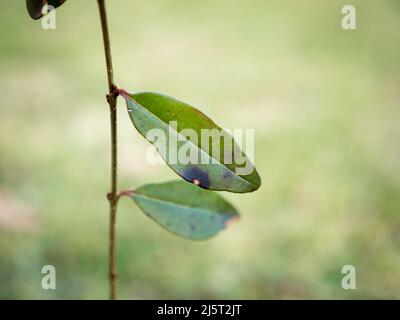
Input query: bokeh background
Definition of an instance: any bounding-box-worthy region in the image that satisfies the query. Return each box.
[0,0,399,299]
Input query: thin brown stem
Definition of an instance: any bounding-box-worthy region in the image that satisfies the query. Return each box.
[97,0,119,300]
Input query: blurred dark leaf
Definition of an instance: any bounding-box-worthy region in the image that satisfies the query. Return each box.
[128,180,239,240]
[26,0,67,20]
[121,91,261,193]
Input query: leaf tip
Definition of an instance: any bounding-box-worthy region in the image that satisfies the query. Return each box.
[224,215,240,229]
[26,0,67,20]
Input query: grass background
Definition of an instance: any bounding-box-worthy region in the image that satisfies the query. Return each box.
[0,0,399,299]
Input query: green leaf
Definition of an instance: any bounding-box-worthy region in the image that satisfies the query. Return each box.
[127,180,239,240]
[26,0,67,20]
[120,90,261,193]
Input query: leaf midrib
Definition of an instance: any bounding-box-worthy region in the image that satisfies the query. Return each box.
[132,192,233,219]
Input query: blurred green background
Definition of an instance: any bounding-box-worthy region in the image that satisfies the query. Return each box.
[1,0,399,299]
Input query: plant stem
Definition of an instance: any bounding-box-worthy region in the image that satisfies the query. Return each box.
[97,0,119,300]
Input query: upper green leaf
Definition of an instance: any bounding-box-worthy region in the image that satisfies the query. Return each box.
[128,180,239,240]
[26,0,66,20]
[120,90,261,193]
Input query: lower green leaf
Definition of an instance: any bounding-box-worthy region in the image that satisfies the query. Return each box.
[127,181,239,240]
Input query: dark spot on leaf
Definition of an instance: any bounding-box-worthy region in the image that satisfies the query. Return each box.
[190,224,196,231]
[165,221,171,227]
[182,167,211,189]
